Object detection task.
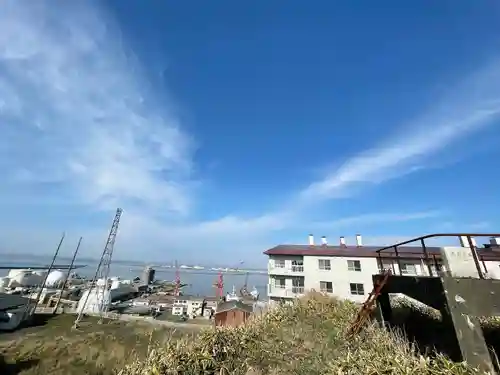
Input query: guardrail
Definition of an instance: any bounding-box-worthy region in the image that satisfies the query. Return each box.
[375,233,500,279]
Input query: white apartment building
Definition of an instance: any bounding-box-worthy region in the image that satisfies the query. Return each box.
[265,234,500,304]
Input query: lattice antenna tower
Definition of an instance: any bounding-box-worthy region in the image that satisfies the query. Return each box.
[97,207,123,320]
[73,208,123,328]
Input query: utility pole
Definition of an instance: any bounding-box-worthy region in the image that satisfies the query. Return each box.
[53,237,82,314]
[29,233,66,318]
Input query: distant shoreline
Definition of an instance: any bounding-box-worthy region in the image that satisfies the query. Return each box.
[0,253,266,272]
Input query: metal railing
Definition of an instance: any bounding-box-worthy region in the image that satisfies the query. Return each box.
[375,233,500,279]
[268,265,304,274]
[268,285,305,297]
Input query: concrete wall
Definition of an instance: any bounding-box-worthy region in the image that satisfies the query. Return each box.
[440,246,481,278]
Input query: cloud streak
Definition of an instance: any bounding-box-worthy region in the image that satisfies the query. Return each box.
[310,210,443,229]
[0,0,195,217]
[299,60,500,202]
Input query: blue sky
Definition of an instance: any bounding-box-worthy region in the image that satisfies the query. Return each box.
[1,0,500,267]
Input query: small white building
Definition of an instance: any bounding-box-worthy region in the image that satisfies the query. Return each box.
[264,234,500,304]
[171,296,218,318]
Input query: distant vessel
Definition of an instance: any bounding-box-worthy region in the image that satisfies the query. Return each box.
[226,285,241,302]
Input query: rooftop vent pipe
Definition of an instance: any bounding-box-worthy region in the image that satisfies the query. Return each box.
[321,236,328,246]
[308,234,314,246]
[356,234,362,247]
[339,236,346,247]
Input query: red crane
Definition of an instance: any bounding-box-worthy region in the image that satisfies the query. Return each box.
[214,272,224,299]
[173,260,181,297]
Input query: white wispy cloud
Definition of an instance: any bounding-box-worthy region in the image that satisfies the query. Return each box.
[299,60,500,202]
[0,0,195,216]
[309,210,443,229]
[0,1,494,264]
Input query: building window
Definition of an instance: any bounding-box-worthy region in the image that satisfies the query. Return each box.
[347,260,361,272]
[274,278,286,288]
[400,263,417,275]
[318,259,331,270]
[350,283,365,296]
[291,260,304,272]
[292,277,304,294]
[274,259,285,268]
[320,281,333,293]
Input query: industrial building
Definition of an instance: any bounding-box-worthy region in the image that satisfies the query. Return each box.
[264,234,500,303]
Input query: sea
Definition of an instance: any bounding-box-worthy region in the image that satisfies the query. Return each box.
[0,254,269,298]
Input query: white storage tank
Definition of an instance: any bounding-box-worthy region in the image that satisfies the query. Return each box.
[45,270,66,287]
[0,277,10,288]
[34,270,48,278]
[8,269,29,278]
[76,288,111,314]
[96,278,110,287]
[8,270,43,287]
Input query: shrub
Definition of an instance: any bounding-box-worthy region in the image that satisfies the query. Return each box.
[119,293,486,375]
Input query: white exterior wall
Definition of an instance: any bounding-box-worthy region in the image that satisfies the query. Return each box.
[268,247,500,303]
[303,255,379,303]
[268,254,436,303]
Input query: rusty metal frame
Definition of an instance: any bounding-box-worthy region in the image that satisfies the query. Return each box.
[375,233,500,278]
[346,269,391,339]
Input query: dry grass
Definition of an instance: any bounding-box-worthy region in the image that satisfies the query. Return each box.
[119,293,489,375]
[0,314,193,375]
[1,295,496,374]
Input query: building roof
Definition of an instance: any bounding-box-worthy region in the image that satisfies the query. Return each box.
[263,244,500,261]
[173,295,219,302]
[0,293,30,312]
[215,300,253,315]
[263,244,441,257]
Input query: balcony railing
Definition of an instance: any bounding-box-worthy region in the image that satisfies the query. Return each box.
[268,264,304,275]
[268,285,305,298]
